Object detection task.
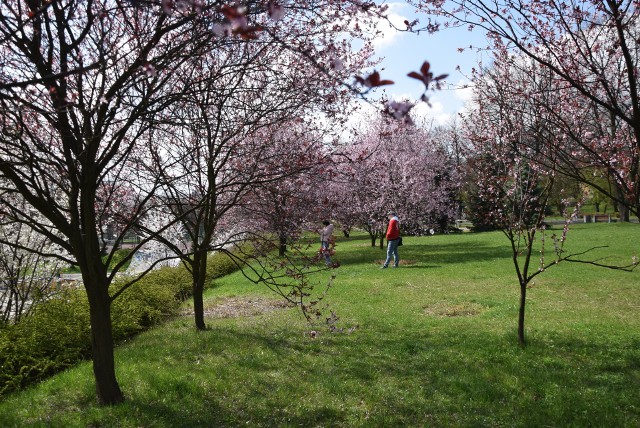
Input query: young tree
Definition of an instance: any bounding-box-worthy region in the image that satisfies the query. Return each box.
[142,2,375,330]
[462,57,638,346]
[236,124,330,257]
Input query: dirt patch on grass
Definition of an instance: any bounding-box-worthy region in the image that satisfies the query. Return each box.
[423,302,486,317]
[182,297,293,319]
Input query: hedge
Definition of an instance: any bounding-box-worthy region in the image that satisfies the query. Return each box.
[0,250,239,399]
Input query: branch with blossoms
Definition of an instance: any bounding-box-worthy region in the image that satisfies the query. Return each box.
[214,230,340,325]
[194,2,449,125]
[1,0,446,121]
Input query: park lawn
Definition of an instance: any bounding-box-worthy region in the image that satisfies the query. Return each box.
[0,223,638,427]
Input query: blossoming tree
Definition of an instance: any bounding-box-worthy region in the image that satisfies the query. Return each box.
[330,117,460,247]
[414,0,640,220]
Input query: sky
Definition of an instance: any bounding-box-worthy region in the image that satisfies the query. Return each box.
[356,2,491,127]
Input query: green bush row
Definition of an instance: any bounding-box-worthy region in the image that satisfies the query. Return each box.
[0,250,239,399]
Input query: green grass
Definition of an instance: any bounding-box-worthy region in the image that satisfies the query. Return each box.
[1,223,639,427]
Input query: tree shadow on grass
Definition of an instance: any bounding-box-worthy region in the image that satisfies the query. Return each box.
[110,325,640,427]
[5,316,634,427]
[335,240,513,268]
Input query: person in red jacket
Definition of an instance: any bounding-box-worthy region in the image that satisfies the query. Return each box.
[381,211,400,268]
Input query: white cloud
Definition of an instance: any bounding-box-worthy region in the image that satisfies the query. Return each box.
[454,79,474,104]
[411,98,453,127]
[371,3,409,49]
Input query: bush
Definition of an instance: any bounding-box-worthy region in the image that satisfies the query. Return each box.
[0,248,243,400]
[108,249,133,270]
[205,251,240,286]
[111,269,187,339]
[0,288,91,397]
[0,265,192,399]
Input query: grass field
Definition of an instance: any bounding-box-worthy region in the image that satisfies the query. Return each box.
[0,223,638,427]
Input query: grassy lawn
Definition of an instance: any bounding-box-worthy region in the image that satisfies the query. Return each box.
[0,223,639,427]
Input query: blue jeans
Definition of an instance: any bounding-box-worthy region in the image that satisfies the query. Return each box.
[321,240,332,265]
[383,238,400,267]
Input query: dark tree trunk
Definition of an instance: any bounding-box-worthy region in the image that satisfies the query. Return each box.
[619,202,630,222]
[78,195,125,405]
[192,251,207,330]
[518,281,527,347]
[279,235,287,256]
[85,281,124,405]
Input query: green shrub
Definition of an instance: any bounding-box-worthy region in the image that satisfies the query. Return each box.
[107,249,133,270]
[0,287,90,397]
[0,264,193,399]
[205,251,239,286]
[111,268,189,337]
[0,248,243,400]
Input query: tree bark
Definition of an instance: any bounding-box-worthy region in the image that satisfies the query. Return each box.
[518,282,527,347]
[85,282,124,405]
[192,252,207,330]
[616,187,631,222]
[279,235,287,256]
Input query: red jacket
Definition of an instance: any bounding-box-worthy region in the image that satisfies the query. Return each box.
[386,217,400,240]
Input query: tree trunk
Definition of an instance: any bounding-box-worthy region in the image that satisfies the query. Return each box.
[85,283,124,405]
[613,162,632,221]
[619,203,630,222]
[369,233,376,247]
[279,235,287,256]
[379,232,385,250]
[192,252,207,330]
[618,192,629,222]
[518,282,527,347]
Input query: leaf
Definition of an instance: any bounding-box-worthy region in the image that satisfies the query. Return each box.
[356,71,394,88]
[368,71,394,86]
[407,71,424,82]
[420,61,431,76]
[220,5,244,20]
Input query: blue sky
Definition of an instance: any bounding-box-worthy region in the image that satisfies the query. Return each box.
[362,2,490,126]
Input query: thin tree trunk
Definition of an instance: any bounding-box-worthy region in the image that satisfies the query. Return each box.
[518,282,527,347]
[192,252,207,330]
[617,187,630,222]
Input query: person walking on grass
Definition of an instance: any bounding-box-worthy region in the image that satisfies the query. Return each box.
[319,220,335,267]
[381,211,400,269]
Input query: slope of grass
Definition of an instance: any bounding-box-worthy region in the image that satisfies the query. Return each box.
[0,223,638,427]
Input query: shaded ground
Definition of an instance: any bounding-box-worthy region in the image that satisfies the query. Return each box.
[181,297,293,319]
